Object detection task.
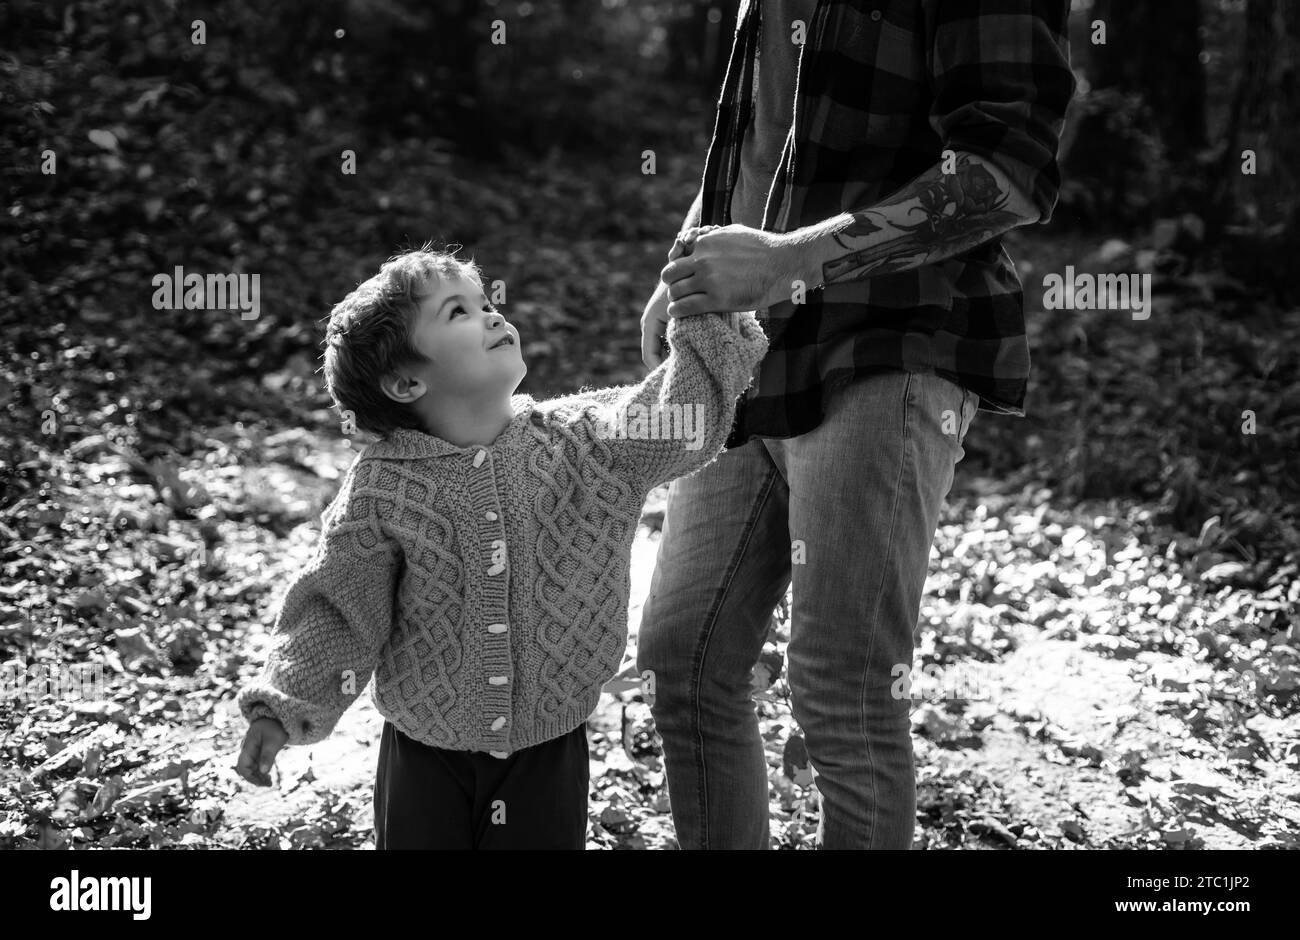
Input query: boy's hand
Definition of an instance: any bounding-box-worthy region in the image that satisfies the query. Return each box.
[640,280,672,370]
[671,225,718,260]
[235,717,289,786]
[641,226,720,369]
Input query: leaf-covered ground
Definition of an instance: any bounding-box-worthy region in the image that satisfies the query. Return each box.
[2,419,1297,849]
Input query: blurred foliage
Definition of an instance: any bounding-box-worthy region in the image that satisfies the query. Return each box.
[0,0,722,428]
[1057,0,1300,288]
[1056,86,1168,226]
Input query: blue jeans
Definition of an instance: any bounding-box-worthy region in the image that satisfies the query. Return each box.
[636,370,978,849]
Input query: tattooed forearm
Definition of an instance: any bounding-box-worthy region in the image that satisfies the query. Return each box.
[831,212,885,248]
[807,153,1034,286]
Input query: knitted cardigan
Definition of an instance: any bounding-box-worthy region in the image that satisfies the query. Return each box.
[237,310,768,755]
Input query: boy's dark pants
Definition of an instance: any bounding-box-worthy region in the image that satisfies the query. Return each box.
[374,720,589,849]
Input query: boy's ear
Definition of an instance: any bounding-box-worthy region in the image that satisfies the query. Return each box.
[380,369,426,404]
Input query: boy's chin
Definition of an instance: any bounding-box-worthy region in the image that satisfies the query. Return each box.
[495,361,525,395]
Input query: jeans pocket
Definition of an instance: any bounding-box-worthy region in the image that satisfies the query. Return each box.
[955,389,978,448]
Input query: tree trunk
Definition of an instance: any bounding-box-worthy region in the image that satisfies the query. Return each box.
[1090,0,1207,154]
[1213,0,1300,299]
[1060,0,1207,226]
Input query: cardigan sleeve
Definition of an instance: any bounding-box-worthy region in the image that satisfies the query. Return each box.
[236,462,401,746]
[541,310,768,492]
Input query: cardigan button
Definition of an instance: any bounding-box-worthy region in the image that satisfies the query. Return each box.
[488,676,508,685]
[473,449,487,467]
[489,750,508,759]
[491,716,507,731]
[485,510,498,521]
[487,623,508,634]
[870,9,881,21]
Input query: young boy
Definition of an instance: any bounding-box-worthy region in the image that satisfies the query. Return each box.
[234,235,767,849]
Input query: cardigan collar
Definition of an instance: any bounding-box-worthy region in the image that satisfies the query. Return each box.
[365,394,539,460]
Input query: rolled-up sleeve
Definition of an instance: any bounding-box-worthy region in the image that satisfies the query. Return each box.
[926,0,1078,223]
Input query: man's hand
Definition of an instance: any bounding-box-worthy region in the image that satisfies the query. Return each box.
[640,225,720,369]
[660,224,807,318]
[235,717,288,787]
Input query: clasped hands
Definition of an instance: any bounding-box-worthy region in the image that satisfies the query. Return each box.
[640,223,804,368]
[663,224,804,318]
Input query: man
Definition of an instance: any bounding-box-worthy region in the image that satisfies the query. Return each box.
[636,0,1076,849]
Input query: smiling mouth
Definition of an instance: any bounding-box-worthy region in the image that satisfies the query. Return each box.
[489,334,516,350]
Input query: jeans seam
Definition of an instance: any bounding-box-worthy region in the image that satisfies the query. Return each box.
[854,372,911,848]
[688,462,782,850]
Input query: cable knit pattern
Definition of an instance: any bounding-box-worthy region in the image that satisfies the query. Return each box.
[238,310,768,753]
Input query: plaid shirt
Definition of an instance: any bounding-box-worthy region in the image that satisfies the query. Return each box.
[704,0,1078,446]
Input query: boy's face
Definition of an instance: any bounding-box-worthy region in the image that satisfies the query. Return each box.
[399,272,526,401]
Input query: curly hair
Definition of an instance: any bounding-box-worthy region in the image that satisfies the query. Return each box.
[322,246,482,436]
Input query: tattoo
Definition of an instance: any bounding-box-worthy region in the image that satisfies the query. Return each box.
[832,212,885,250]
[823,154,1021,284]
